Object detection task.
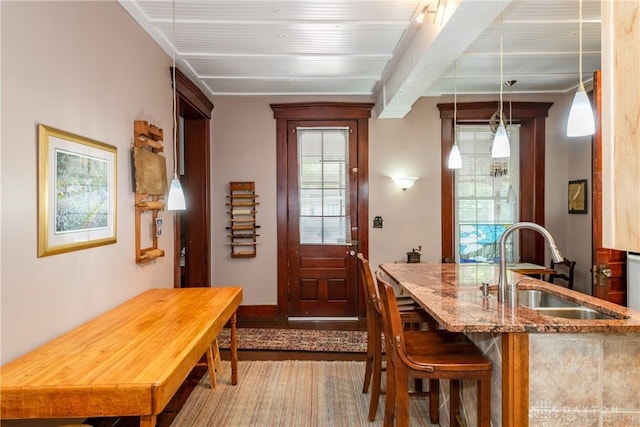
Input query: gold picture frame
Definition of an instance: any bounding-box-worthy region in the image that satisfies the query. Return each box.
[38,124,117,257]
[568,179,588,214]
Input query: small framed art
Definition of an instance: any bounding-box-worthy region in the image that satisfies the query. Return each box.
[568,179,587,214]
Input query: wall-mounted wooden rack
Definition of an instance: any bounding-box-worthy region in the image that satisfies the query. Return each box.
[133,120,166,263]
[226,181,259,258]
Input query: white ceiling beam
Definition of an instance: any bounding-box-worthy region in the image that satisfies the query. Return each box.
[374,0,512,118]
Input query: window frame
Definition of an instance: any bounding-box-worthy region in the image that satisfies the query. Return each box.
[438,101,553,265]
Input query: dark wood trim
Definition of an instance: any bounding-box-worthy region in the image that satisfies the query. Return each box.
[271,102,374,320]
[275,116,289,321]
[441,118,454,261]
[502,333,529,427]
[236,305,280,320]
[172,67,214,119]
[170,67,213,288]
[438,101,553,265]
[271,102,374,120]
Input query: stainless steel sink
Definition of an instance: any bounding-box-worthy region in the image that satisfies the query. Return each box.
[516,289,578,309]
[531,306,615,320]
[488,288,625,320]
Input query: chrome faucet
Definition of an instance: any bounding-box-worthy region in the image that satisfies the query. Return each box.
[497,222,564,307]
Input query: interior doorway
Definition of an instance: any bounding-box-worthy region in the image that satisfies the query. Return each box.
[172,68,213,288]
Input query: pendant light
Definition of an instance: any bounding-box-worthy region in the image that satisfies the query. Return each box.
[167,0,186,211]
[491,15,510,158]
[567,0,595,137]
[448,61,462,169]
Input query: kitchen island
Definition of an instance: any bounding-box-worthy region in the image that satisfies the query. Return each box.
[380,262,640,427]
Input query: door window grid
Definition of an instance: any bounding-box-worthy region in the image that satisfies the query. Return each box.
[454,125,520,263]
[297,127,351,245]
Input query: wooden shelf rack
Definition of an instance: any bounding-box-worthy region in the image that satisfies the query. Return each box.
[226,181,259,258]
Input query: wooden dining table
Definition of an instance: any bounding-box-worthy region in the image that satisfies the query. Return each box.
[1,287,242,427]
[507,262,555,277]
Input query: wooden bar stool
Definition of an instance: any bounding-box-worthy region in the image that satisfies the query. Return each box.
[357,253,435,421]
[376,271,492,427]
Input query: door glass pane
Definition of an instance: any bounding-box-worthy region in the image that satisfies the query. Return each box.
[454,125,520,263]
[298,127,350,245]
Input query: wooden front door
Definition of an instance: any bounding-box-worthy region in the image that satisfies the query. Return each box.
[272,102,373,320]
[592,70,627,304]
[287,122,358,317]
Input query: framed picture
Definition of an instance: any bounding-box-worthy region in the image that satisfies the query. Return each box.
[568,179,588,214]
[38,124,117,257]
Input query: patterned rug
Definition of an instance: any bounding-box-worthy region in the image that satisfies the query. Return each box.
[216,328,367,353]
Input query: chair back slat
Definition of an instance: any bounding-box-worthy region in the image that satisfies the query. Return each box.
[548,258,576,289]
[357,253,382,315]
[375,271,408,360]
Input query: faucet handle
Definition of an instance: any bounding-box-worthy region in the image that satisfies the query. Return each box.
[481,282,489,298]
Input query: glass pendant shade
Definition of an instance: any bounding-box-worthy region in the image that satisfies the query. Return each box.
[167,174,186,210]
[567,88,595,137]
[491,122,510,158]
[448,144,462,169]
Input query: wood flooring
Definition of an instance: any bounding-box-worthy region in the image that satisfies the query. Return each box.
[85,320,366,427]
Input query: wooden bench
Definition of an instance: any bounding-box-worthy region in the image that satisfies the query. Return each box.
[0,287,242,427]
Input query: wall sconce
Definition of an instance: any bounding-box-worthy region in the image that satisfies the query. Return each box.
[392,176,418,191]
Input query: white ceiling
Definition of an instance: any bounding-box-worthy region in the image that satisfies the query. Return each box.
[118,0,601,118]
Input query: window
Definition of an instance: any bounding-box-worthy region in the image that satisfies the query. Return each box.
[454,125,520,263]
[297,127,350,245]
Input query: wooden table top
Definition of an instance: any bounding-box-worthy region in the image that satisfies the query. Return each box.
[1,287,242,420]
[507,262,555,276]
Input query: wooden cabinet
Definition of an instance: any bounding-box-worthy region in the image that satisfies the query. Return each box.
[226,181,259,258]
[601,0,640,251]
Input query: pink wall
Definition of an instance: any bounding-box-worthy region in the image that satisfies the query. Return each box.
[1,1,175,367]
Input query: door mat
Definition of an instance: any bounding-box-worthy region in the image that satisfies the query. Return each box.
[216,328,367,353]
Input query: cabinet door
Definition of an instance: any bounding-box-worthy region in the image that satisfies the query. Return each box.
[601,0,640,251]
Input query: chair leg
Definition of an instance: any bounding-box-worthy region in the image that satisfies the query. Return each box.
[449,379,461,427]
[478,373,492,427]
[383,358,397,427]
[363,351,373,393]
[395,366,411,427]
[368,343,383,421]
[429,379,439,424]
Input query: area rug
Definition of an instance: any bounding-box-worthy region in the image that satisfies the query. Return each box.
[170,360,438,427]
[216,328,367,353]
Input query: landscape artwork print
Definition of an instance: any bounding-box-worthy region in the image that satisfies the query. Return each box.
[38,124,117,257]
[55,149,110,233]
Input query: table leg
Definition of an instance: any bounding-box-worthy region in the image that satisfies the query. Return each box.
[230,311,238,385]
[140,414,156,427]
[212,337,222,371]
[206,343,218,388]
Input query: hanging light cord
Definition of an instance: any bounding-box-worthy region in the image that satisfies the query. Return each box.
[499,15,504,122]
[453,61,457,144]
[578,0,584,89]
[172,0,178,179]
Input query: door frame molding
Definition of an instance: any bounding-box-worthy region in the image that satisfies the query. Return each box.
[437,101,553,264]
[171,68,213,288]
[271,102,374,320]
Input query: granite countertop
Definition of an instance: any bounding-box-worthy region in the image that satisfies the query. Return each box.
[379,262,640,333]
